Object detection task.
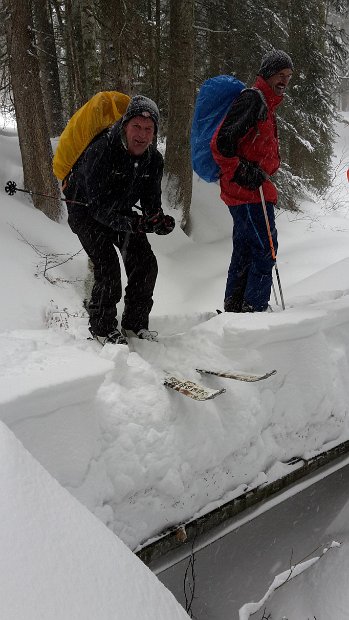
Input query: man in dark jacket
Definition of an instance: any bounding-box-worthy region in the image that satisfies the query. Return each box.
[64,95,175,344]
[211,49,293,312]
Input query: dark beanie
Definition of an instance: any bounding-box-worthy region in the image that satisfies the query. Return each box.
[258,49,294,80]
[121,95,160,133]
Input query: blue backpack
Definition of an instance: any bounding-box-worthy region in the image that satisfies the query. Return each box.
[190,75,246,183]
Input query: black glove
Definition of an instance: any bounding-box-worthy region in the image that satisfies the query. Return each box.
[130,211,164,233]
[144,211,165,233]
[233,159,266,190]
[133,211,175,235]
[154,214,175,235]
[139,211,164,233]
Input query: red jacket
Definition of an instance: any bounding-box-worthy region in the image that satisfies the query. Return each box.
[211,76,283,206]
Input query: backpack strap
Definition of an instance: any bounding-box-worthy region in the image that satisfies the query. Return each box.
[246,86,268,121]
[214,87,267,158]
[243,87,268,121]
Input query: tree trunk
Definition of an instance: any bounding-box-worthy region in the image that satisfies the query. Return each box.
[207,0,222,76]
[99,0,116,90]
[4,0,61,221]
[80,0,100,98]
[32,0,64,137]
[72,0,88,101]
[164,0,194,231]
[147,0,161,105]
[154,0,161,105]
[64,0,85,113]
[99,0,132,94]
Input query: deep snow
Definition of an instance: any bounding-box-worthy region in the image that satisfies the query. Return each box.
[0,113,349,617]
[0,421,189,619]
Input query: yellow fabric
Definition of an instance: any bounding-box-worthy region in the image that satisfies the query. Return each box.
[53,91,131,181]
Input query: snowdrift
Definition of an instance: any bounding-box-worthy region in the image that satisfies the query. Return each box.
[0,421,189,619]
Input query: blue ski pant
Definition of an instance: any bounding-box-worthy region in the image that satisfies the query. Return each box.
[225,202,278,312]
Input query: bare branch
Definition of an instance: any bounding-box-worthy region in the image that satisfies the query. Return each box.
[9,224,83,283]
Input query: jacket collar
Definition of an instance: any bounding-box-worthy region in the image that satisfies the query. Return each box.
[253,76,283,110]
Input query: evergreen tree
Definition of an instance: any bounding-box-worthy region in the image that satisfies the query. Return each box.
[3,0,61,221]
[1,0,348,218]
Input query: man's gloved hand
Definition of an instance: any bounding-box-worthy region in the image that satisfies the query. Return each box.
[139,212,160,233]
[130,212,159,233]
[153,214,175,235]
[142,211,165,233]
[132,211,175,235]
[233,159,267,190]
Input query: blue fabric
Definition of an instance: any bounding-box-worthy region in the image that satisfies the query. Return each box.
[191,75,245,182]
[225,202,278,311]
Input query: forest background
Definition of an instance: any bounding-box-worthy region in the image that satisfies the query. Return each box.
[0,0,349,230]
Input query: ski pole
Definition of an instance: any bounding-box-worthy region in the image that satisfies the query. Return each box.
[271,280,279,306]
[4,180,144,212]
[4,180,88,207]
[259,185,285,310]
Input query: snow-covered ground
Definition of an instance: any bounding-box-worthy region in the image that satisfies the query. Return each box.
[0,422,189,620]
[0,113,349,617]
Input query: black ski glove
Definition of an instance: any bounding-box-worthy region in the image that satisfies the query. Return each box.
[130,211,174,234]
[233,159,266,190]
[154,214,175,235]
[140,211,165,233]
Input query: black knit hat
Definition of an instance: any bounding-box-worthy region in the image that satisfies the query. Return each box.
[121,95,160,133]
[258,49,294,80]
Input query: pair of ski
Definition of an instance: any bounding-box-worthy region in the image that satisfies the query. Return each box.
[164,369,276,401]
[46,303,276,401]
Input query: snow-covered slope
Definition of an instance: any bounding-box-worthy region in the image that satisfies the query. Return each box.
[0,421,189,620]
[0,115,349,555]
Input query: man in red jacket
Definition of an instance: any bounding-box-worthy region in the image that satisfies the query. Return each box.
[211,49,293,312]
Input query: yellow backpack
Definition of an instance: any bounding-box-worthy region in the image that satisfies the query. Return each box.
[53,91,131,181]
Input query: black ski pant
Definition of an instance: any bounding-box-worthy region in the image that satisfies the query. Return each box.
[68,212,158,335]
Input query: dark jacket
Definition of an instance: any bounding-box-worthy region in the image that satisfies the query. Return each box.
[210,76,283,206]
[64,120,164,231]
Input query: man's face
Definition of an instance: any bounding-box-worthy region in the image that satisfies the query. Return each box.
[266,69,293,96]
[124,116,155,156]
